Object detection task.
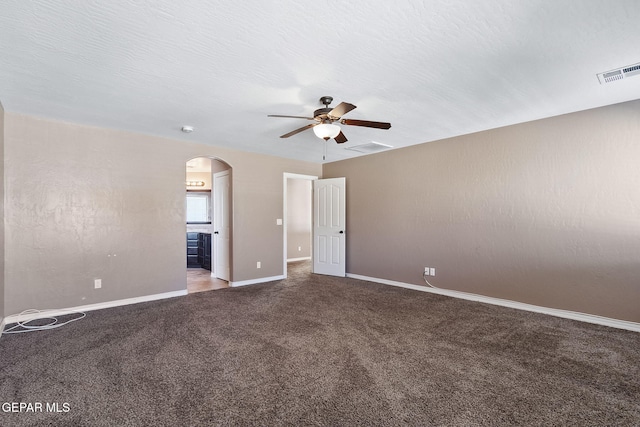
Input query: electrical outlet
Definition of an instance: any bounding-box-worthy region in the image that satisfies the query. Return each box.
[430,268,436,276]
[298,246,302,252]
[94,279,102,289]
[257,261,261,269]
[424,267,429,274]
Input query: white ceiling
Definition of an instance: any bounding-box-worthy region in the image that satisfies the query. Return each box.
[1,1,639,164]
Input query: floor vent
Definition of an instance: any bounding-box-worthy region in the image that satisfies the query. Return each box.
[345,141,393,154]
[597,62,640,84]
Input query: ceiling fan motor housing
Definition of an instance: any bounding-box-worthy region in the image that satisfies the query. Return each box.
[314,107,333,121]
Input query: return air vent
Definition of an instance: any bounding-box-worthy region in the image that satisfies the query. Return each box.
[345,141,393,154]
[597,62,640,84]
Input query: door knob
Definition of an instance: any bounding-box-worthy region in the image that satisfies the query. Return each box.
[214,231,219,234]
[339,230,344,234]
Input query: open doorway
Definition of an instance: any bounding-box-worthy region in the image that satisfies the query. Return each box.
[186,157,233,293]
[283,173,317,278]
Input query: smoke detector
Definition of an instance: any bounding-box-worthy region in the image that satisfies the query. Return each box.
[597,62,640,84]
[181,125,194,133]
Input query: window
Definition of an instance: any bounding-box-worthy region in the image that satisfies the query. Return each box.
[186,192,211,223]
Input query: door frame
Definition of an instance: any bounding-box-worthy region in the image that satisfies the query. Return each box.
[283,173,318,279]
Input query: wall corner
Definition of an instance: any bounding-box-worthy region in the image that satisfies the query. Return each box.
[0,100,5,323]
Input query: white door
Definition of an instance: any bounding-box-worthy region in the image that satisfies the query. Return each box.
[313,177,346,277]
[213,170,230,281]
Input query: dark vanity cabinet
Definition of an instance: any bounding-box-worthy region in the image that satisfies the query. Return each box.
[187,232,199,267]
[198,233,212,271]
[187,232,211,271]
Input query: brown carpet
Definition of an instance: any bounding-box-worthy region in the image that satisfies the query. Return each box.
[1,260,639,426]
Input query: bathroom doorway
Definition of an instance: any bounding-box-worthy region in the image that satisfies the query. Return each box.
[186,157,233,293]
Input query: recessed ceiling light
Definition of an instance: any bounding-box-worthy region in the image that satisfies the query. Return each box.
[181,125,194,133]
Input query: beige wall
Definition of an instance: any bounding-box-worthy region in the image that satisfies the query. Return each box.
[0,102,4,320]
[3,112,320,315]
[211,159,230,175]
[324,99,640,323]
[287,179,312,259]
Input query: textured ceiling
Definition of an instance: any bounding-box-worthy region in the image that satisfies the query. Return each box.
[1,1,639,163]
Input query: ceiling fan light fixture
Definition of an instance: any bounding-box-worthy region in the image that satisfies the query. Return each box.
[313,123,341,140]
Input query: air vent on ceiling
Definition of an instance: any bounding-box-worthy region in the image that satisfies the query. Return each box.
[345,141,393,154]
[597,62,640,84]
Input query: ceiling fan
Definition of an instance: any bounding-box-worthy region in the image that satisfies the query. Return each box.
[268,96,391,143]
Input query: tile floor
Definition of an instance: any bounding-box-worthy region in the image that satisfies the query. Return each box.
[186,268,230,293]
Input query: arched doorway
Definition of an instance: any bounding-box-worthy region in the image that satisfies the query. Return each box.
[186,157,233,293]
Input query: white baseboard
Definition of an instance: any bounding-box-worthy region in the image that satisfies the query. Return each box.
[0,317,5,335]
[287,257,311,262]
[347,273,640,333]
[2,290,188,328]
[231,275,285,288]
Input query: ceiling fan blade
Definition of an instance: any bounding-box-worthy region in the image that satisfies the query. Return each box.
[268,114,316,120]
[279,123,317,138]
[334,131,348,144]
[340,119,391,129]
[328,102,357,119]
